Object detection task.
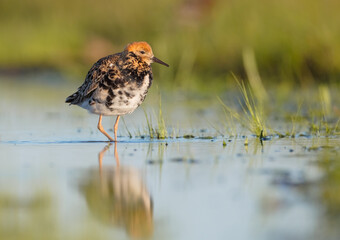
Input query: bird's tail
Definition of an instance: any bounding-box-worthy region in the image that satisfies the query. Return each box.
[65,92,80,105]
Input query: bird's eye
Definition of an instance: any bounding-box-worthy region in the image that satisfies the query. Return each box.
[139,50,145,54]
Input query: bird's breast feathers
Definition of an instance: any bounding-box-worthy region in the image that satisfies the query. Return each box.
[80,72,152,116]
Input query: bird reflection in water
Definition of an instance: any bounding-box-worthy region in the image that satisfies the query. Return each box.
[78,142,153,239]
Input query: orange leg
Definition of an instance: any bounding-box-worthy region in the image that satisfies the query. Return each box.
[97,115,114,142]
[113,115,120,142]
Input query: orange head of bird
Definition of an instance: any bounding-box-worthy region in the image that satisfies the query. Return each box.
[124,41,169,67]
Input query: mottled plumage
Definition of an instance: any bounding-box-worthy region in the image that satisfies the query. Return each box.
[66,41,169,141]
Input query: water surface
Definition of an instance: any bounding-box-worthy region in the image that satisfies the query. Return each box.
[0,78,339,240]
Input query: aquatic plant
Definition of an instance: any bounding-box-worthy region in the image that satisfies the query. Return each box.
[308,85,340,136]
[156,97,168,139]
[143,95,168,139]
[242,47,268,103]
[143,108,155,139]
[244,137,249,146]
[319,85,332,117]
[219,76,267,138]
[286,102,303,137]
[121,116,132,138]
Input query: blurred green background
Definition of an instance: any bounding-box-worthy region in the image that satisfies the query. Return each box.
[1,0,339,88]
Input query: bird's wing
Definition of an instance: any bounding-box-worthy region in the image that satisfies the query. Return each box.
[81,54,121,97]
[66,54,121,104]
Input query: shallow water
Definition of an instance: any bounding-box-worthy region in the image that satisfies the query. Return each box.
[0,78,339,240]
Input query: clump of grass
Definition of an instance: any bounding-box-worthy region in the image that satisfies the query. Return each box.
[219,76,267,138]
[244,137,249,146]
[183,134,195,139]
[310,118,340,136]
[157,97,168,139]
[217,106,237,137]
[242,47,268,103]
[143,95,168,139]
[121,116,132,138]
[319,85,332,116]
[284,102,304,137]
[144,109,155,139]
[308,85,340,136]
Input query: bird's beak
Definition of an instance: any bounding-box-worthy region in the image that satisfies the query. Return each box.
[152,56,169,67]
